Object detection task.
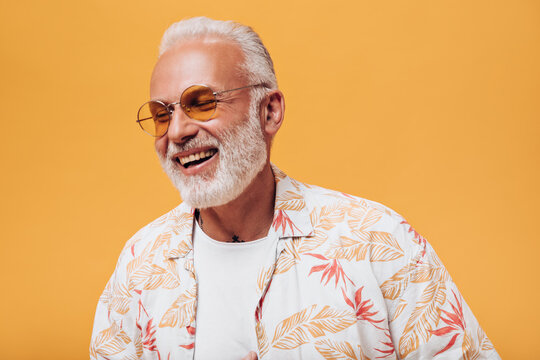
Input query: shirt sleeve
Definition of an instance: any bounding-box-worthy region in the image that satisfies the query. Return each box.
[383,219,500,359]
[89,243,140,360]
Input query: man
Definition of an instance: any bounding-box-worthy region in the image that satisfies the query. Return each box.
[91,17,499,360]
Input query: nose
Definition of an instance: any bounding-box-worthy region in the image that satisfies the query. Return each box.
[166,104,199,143]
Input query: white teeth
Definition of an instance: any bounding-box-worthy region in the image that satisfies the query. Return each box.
[179,149,217,166]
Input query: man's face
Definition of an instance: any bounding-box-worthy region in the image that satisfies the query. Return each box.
[150,38,268,208]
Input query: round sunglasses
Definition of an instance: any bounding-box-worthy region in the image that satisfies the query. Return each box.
[136,84,263,137]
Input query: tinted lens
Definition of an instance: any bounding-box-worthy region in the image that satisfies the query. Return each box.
[180,85,217,120]
[137,101,170,137]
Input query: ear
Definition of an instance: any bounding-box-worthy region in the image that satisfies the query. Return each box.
[260,90,285,137]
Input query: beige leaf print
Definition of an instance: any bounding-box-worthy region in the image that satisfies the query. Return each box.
[256,321,270,358]
[257,266,274,294]
[273,166,287,181]
[107,281,133,315]
[410,250,451,284]
[299,205,346,254]
[141,264,181,290]
[479,327,494,351]
[392,299,408,322]
[316,205,347,231]
[314,339,364,360]
[298,230,327,254]
[272,305,356,350]
[276,190,306,211]
[325,236,368,261]
[165,238,192,259]
[380,261,414,300]
[463,327,493,360]
[348,207,382,232]
[398,281,447,358]
[462,330,477,360]
[126,232,172,276]
[159,285,196,328]
[91,322,131,357]
[275,241,300,274]
[169,212,193,235]
[325,231,403,262]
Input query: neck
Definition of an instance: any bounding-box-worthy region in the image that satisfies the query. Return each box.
[197,163,275,243]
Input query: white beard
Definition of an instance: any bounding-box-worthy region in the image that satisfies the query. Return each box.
[158,101,268,209]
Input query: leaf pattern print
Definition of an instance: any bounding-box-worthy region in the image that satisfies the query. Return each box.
[274,240,300,274]
[306,253,354,289]
[159,285,196,328]
[131,263,181,291]
[276,190,306,211]
[272,209,302,235]
[410,250,451,284]
[429,289,466,356]
[91,167,499,359]
[272,305,356,350]
[168,211,193,235]
[314,339,370,360]
[90,322,131,358]
[380,262,413,301]
[398,281,447,359]
[257,266,274,294]
[348,206,382,232]
[134,299,164,359]
[400,220,427,251]
[105,281,134,315]
[299,205,346,254]
[392,299,408,322]
[256,321,270,358]
[164,237,191,259]
[342,287,385,330]
[326,231,403,262]
[126,233,173,279]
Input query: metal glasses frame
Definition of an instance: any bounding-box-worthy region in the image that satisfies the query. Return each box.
[136,83,264,137]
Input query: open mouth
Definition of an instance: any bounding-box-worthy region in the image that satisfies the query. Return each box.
[176,149,217,168]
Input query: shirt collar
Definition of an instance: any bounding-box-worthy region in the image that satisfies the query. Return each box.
[164,164,314,258]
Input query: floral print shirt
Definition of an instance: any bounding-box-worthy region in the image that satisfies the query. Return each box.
[91,166,500,359]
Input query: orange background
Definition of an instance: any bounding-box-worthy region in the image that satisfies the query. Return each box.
[1,0,538,358]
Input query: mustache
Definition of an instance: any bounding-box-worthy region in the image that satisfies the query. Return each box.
[166,133,221,158]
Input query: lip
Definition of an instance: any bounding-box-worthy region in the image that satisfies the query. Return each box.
[172,146,219,176]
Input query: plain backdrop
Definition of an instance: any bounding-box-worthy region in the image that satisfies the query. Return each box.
[1,0,539,358]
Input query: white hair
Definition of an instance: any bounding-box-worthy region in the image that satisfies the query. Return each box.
[159,16,278,105]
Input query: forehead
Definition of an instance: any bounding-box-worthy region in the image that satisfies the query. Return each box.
[150,38,245,101]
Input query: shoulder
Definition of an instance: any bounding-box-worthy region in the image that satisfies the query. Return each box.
[296,180,409,230]
[114,203,193,270]
[293,179,426,258]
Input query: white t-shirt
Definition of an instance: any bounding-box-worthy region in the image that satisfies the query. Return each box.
[193,220,276,360]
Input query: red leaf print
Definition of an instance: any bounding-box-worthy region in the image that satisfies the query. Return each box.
[342,287,385,330]
[430,290,466,355]
[135,299,161,356]
[434,333,459,356]
[186,326,196,335]
[375,330,395,358]
[306,253,355,289]
[180,343,195,349]
[429,326,455,336]
[142,319,158,351]
[272,210,301,235]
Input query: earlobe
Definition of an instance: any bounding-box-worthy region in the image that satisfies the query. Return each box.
[263,90,285,137]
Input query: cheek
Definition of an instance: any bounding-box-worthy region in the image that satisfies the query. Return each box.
[154,137,168,158]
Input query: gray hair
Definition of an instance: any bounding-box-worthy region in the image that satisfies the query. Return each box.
[159,17,278,105]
